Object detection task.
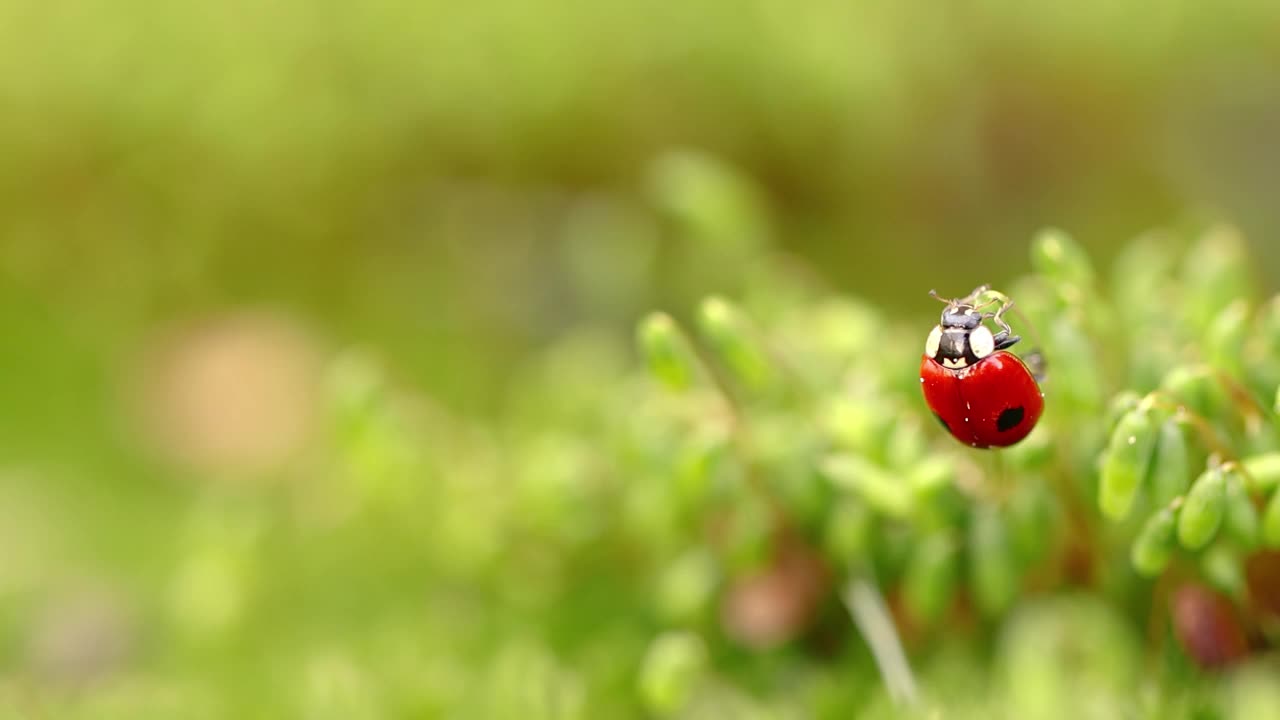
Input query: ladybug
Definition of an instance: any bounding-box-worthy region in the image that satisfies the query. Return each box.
[919,285,1044,448]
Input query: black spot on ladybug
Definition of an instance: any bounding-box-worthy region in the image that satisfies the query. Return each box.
[933,413,950,433]
[997,406,1025,432]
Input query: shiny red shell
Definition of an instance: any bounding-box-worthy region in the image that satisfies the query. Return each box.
[919,351,1044,448]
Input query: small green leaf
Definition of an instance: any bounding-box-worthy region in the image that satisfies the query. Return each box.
[1002,424,1053,471]
[908,455,954,500]
[1105,391,1142,434]
[1177,468,1227,551]
[1099,406,1160,520]
[1201,544,1247,600]
[649,151,768,256]
[820,396,888,453]
[885,416,926,470]
[1131,507,1178,578]
[1148,418,1191,508]
[1263,488,1280,548]
[969,505,1017,617]
[638,631,709,715]
[904,532,958,625]
[696,296,775,394]
[671,426,729,512]
[1047,318,1106,413]
[1111,233,1175,324]
[824,498,875,564]
[1222,468,1260,549]
[1220,647,1280,715]
[1182,224,1251,332]
[724,496,772,572]
[821,454,911,518]
[1258,295,1280,353]
[1007,481,1055,566]
[1205,300,1249,376]
[326,349,386,438]
[637,312,701,391]
[1031,228,1094,289]
[1161,365,1227,419]
[1242,453,1280,495]
[657,550,719,623]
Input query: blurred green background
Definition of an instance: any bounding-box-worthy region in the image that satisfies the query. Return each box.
[3,1,1280,716]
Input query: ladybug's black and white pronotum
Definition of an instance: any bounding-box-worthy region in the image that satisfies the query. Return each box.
[919,285,1044,448]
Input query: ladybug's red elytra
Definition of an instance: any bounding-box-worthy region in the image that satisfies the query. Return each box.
[919,285,1044,449]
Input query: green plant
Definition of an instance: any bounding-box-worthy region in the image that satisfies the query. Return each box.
[23,155,1280,719]
[622,157,1280,717]
[294,158,1280,718]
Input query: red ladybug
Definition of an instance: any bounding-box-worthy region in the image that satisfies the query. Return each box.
[919,286,1044,448]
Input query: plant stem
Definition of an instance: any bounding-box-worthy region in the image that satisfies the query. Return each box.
[843,573,919,708]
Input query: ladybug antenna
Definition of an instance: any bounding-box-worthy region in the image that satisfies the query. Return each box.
[930,285,993,308]
[988,301,1014,337]
[981,290,1044,348]
[1007,302,1046,354]
[985,293,1049,380]
[961,284,991,305]
[972,295,1003,315]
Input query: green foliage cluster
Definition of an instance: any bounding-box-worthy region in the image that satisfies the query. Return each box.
[6,2,1280,716]
[13,154,1280,718]
[627,161,1280,717]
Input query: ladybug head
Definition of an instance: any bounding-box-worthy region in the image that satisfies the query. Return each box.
[925,287,1006,370]
[926,304,995,369]
[940,303,983,331]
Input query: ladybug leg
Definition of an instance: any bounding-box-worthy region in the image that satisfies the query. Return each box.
[983,297,1020,350]
[1023,349,1048,382]
[989,296,1046,379]
[962,284,991,304]
[993,332,1021,350]
[929,285,988,306]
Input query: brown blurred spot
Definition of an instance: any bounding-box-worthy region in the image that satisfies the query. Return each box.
[1245,550,1280,621]
[1059,532,1096,587]
[1171,582,1250,670]
[884,587,923,648]
[28,586,134,687]
[722,540,828,650]
[135,311,323,478]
